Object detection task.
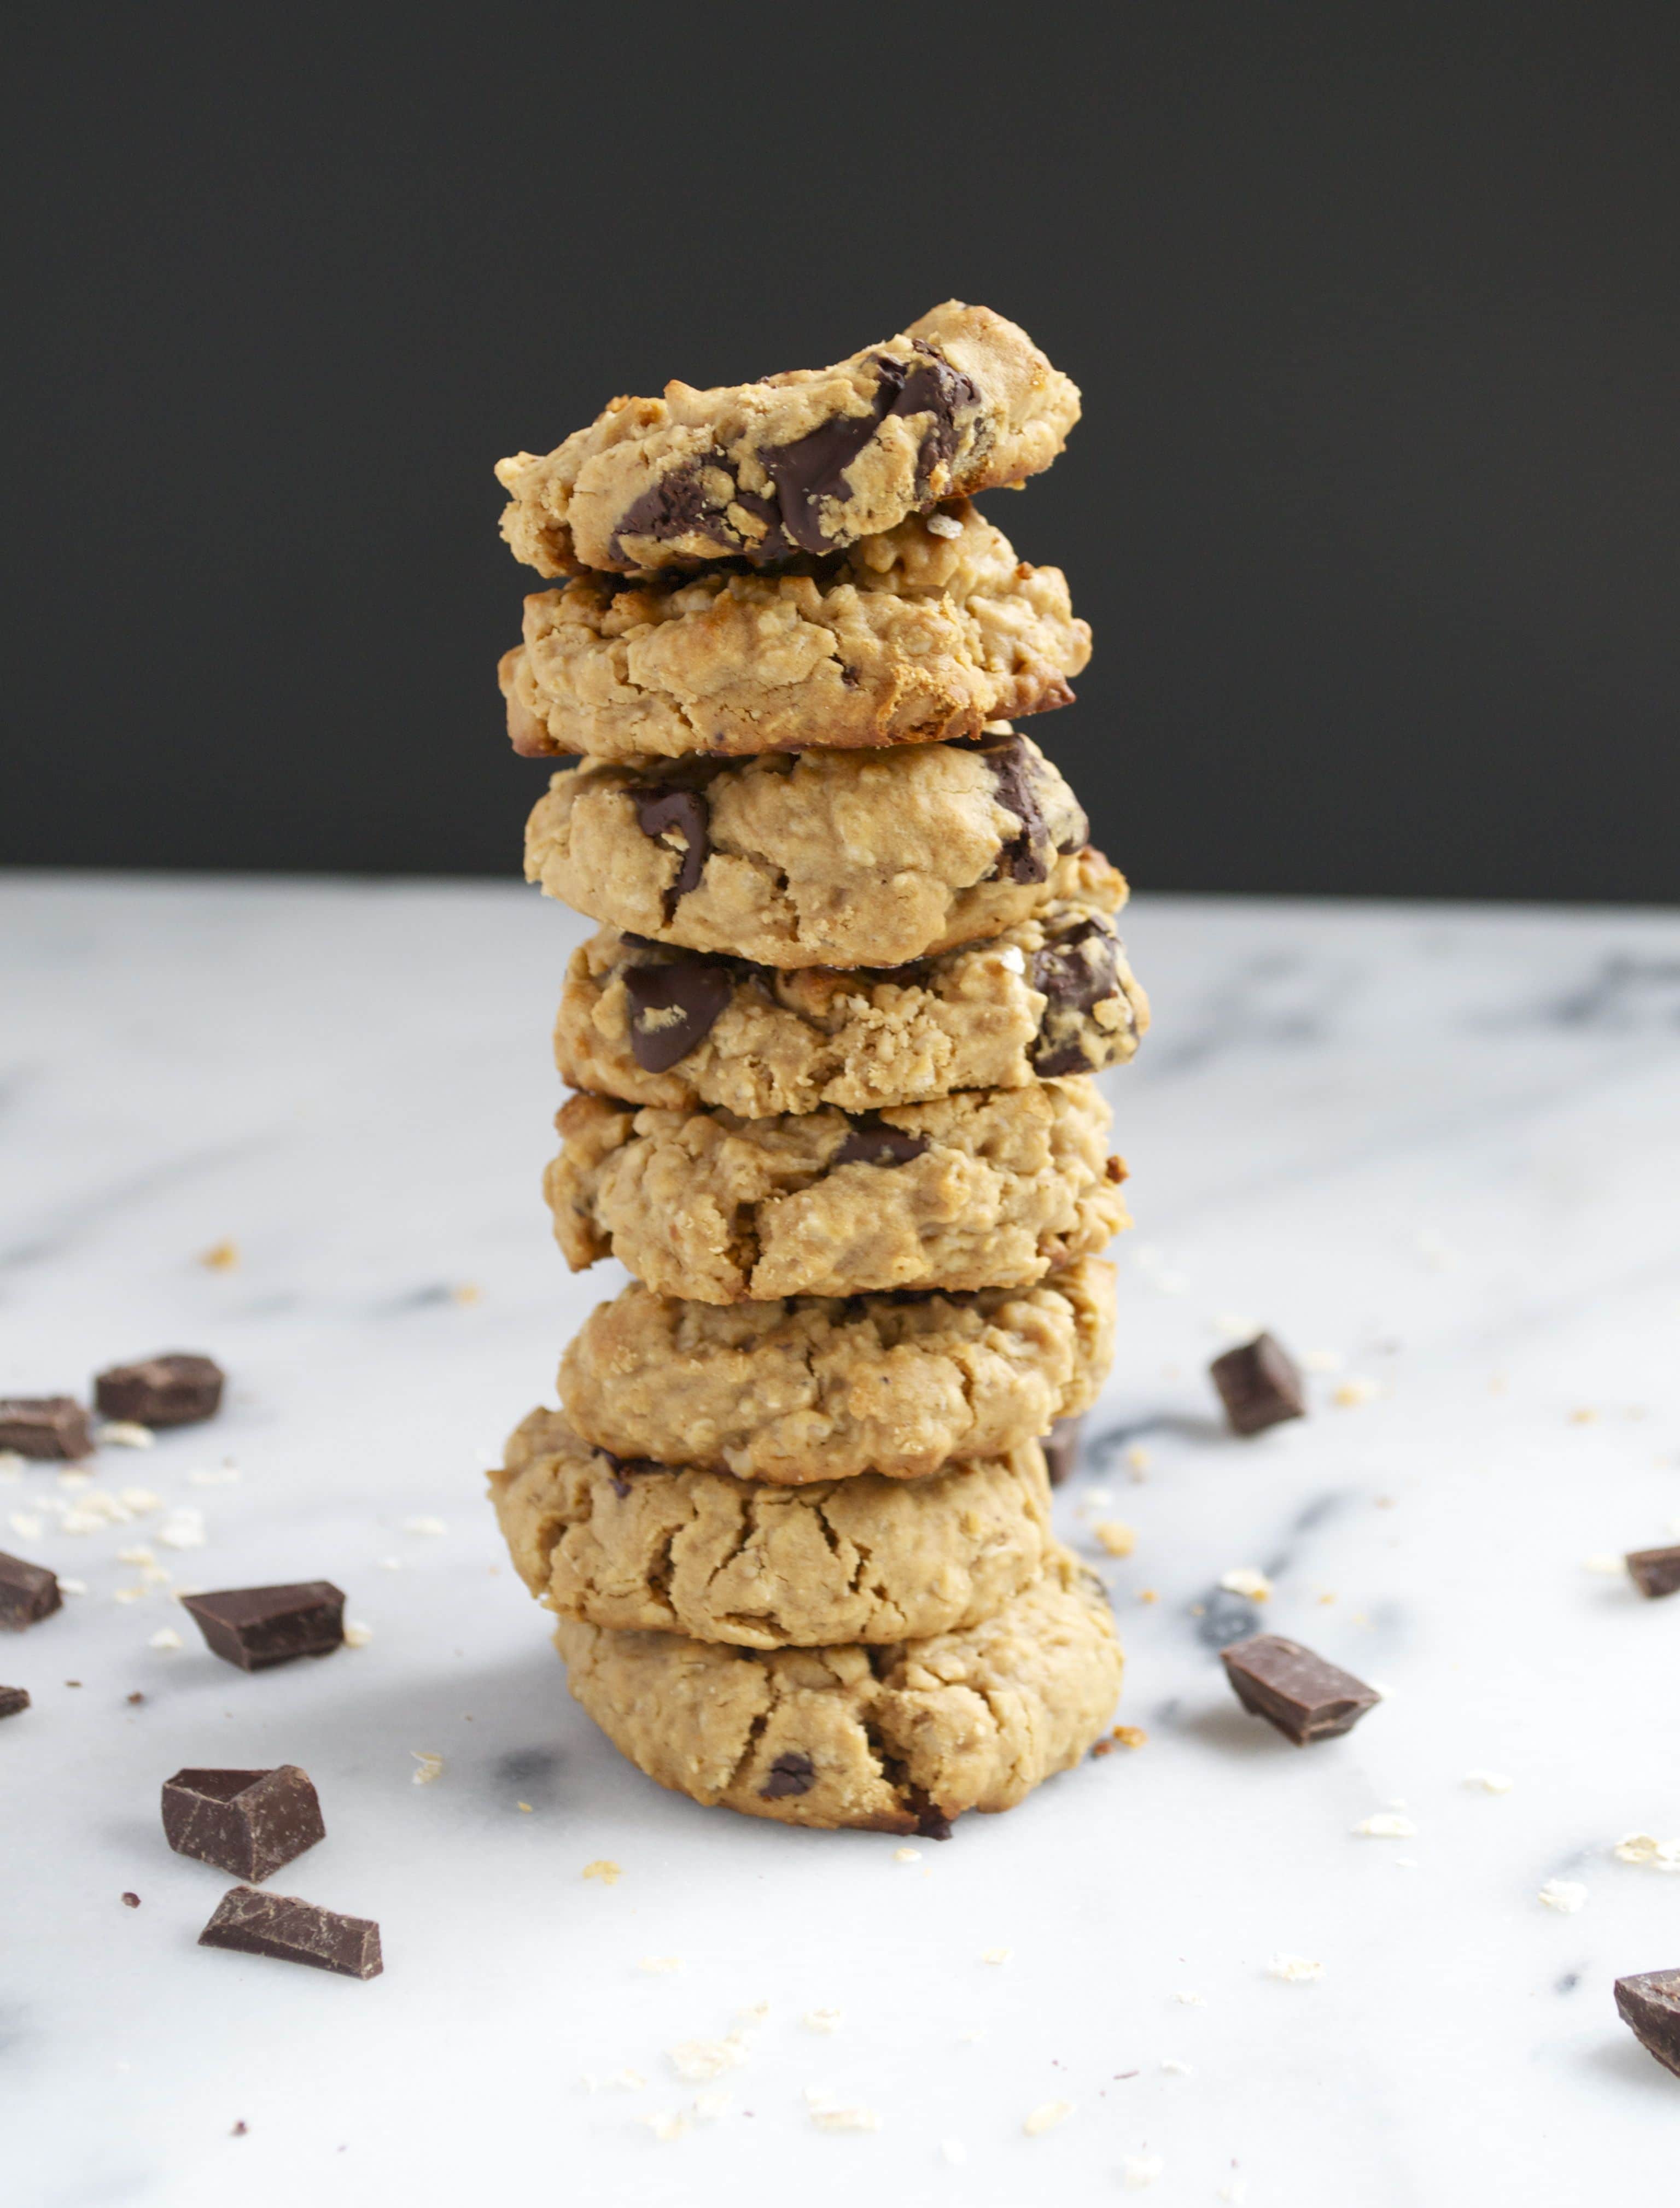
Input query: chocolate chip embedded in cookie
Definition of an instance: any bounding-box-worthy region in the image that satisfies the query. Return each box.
[558,1262,1116,1483]
[550,1546,1122,1832]
[490,1407,1053,1648]
[553,875,1145,1115]
[524,726,1092,970]
[499,501,1090,762]
[544,1079,1129,1304]
[494,302,1080,579]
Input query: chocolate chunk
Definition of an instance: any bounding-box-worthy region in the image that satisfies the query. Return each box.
[1209,1333,1306,1436]
[971,732,1078,885]
[759,1750,815,1800]
[609,457,720,562]
[198,1885,382,1980]
[598,1450,667,1499]
[623,959,733,1072]
[0,1397,92,1460]
[912,1795,955,1842]
[1626,1546,1680,1599]
[179,1583,346,1672]
[1042,1416,1084,1487]
[0,1551,62,1633]
[94,1353,224,1428]
[0,1685,29,1720]
[832,1120,930,1169]
[1614,1968,1680,2078]
[633,785,710,919]
[1031,918,1122,1077]
[121,1891,140,1908]
[162,1766,326,1882]
[1221,1633,1381,1746]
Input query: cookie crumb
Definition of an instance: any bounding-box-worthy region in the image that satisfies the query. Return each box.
[1353,1812,1418,1839]
[582,1859,621,1885]
[97,1423,154,1450]
[1023,2099,1074,2136]
[343,1620,374,1648]
[1463,1771,1512,1794]
[1220,1567,1271,1602]
[669,2035,746,2082]
[402,1516,448,1536]
[148,1627,183,1651]
[451,1283,483,1306]
[1613,1833,1680,1871]
[1093,1521,1136,1557]
[641,2110,689,2143]
[1124,2153,1165,2187]
[199,1240,240,1271]
[410,1750,445,1786]
[1267,1953,1323,1983]
[802,2008,843,2034]
[892,1846,920,1864]
[1332,1377,1381,1407]
[1538,1879,1588,1913]
[1173,1990,1205,2006]
[982,1946,1013,1965]
[924,511,964,539]
[1160,2058,1192,2076]
[638,1955,682,1973]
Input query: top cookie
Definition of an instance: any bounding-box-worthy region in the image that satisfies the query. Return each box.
[494,302,1080,577]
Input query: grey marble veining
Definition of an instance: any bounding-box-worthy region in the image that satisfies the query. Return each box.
[2,872,1679,2207]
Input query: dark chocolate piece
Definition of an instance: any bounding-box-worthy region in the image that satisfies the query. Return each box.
[633,786,711,919]
[198,1885,382,1981]
[1626,1547,1680,1600]
[1042,1416,1084,1487]
[0,1685,29,1719]
[1615,1969,1680,2078]
[598,1450,666,1499]
[981,733,1054,885]
[121,1892,140,1907]
[759,1750,815,1800]
[0,1397,92,1461]
[609,457,722,562]
[0,1551,62,1633]
[832,1121,930,1169]
[623,959,734,1072]
[94,1352,224,1428]
[1031,917,1123,1077]
[179,1583,346,1672]
[1221,1634,1381,1746]
[1209,1333,1306,1436]
[162,1766,326,1882]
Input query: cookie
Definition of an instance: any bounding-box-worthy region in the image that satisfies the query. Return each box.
[545,1078,1128,1304]
[553,887,1145,1117]
[552,1546,1122,1832]
[494,301,1080,579]
[492,1407,1052,1649]
[557,1260,1116,1484]
[524,727,1094,971]
[499,501,1090,762]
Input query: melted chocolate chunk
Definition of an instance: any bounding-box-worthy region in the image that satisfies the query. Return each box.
[1221,1634,1381,1746]
[760,1750,815,1800]
[198,1886,382,1981]
[0,1551,62,1633]
[1209,1333,1306,1436]
[911,1792,955,1841]
[633,785,711,921]
[0,1685,29,1720]
[1031,918,1122,1077]
[609,457,721,562]
[0,1396,92,1461]
[599,1450,667,1499]
[623,958,734,1073]
[95,1352,224,1428]
[973,733,1056,885]
[832,1120,930,1169]
[162,1766,326,1883]
[179,1583,346,1672]
[1615,1969,1680,2078]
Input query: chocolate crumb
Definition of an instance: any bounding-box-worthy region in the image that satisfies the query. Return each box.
[0,1686,29,1720]
[231,2122,249,2137]
[121,1891,141,1908]
[1222,1633,1381,1746]
[1626,1546,1680,1600]
[1209,1334,1306,1436]
[126,1691,145,1705]
[760,1751,815,1800]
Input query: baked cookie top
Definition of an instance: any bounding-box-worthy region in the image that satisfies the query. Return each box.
[524,726,1094,971]
[495,301,1080,577]
[545,1077,1129,1304]
[491,1407,1052,1649]
[554,884,1144,1117]
[557,1260,1116,1483]
[500,501,1090,761]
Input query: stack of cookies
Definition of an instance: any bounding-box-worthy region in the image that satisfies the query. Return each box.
[486,303,1146,1836]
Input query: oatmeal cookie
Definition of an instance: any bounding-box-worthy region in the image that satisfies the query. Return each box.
[557,1260,1115,1483]
[491,1407,1051,1649]
[544,1078,1129,1304]
[524,727,1093,970]
[495,301,1080,578]
[551,1546,1122,1832]
[499,502,1089,761]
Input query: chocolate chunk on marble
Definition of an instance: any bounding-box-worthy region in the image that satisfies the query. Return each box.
[162,1766,326,1882]
[0,1397,92,1461]
[759,1750,815,1800]
[1042,1416,1084,1487]
[622,959,733,1073]
[1221,1633,1381,1745]
[1614,1969,1680,2078]
[832,1122,930,1168]
[198,1885,382,1980]
[0,1685,30,1720]
[0,1552,62,1633]
[1209,1333,1306,1436]
[1626,1546,1680,1600]
[179,1583,345,1672]
[94,1353,224,1428]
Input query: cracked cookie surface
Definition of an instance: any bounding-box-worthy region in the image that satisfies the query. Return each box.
[558,1260,1116,1483]
[524,727,1092,970]
[492,1408,1052,1648]
[495,301,1080,578]
[552,1545,1122,1831]
[545,1077,1128,1304]
[500,501,1089,761]
[554,875,1144,1116]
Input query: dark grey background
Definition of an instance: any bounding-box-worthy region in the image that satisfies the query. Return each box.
[6,8,1677,901]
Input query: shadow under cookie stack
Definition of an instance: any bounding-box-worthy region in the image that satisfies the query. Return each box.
[486,302,1147,1837]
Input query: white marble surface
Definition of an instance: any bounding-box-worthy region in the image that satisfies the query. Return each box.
[4,871,1680,2208]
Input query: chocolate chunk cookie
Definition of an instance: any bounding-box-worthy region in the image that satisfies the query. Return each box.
[495,302,1080,578]
[553,882,1145,1115]
[551,1546,1122,1832]
[557,1260,1116,1484]
[545,1079,1129,1304]
[499,501,1090,761]
[524,726,1093,970]
[491,1409,1052,1649]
